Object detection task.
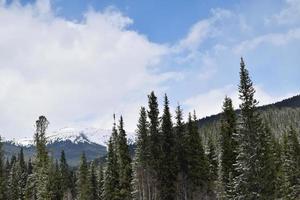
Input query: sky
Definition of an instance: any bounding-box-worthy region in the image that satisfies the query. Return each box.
[0,0,300,140]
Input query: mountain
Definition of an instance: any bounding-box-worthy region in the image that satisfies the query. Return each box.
[197,94,300,143]
[4,127,135,166]
[198,94,300,127]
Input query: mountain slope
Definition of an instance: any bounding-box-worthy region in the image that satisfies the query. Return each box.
[4,127,135,166]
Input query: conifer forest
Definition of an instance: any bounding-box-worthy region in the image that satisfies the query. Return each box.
[0,58,299,200]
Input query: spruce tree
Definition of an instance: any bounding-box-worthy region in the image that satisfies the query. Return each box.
[282,127,300,199]
[103,137,120,200]
[220,96,237,198]
[89,162,98,200]
[186,112,209,199]
[97,165,104,200]
[133,106,149,200]
[174,104,188,200]
[147,91,161,199]
[77,152,92,200]
[60,150,72,199]
[117,116,133,200]
[233,58,274,199]
[207,136,218,195]
[34,116,51,200]
[17,148,27,200]
[158,94,177,199]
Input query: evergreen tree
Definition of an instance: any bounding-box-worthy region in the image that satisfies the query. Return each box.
[17,148,28,200]
[133,106,149,200]
[158,94,177,199]
[60,150,72,199]
[34,116,51,200]
[147,91,161,199]
[282,127,300,199]
[233,58,274,199]
[117,116,133,200]
[174,104,188,200]
[186,112,209,199]
[77,152,92,200]
[48,160,62,200]
[103,137,120,200]
[220,96,237,198]
[97,165,104,200]
[89,162,98,200]
[207,136,218,195]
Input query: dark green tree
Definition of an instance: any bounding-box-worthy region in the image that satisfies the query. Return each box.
[77,152,92,200]
[158,94,177,199]
[117,116,133,200]
[219,96,237,198]
[103,137,120,200]
[186,112,209,199]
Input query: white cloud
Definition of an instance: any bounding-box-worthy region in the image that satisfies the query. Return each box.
[174,8,232,52]
[234,28,300,54]
[270,0,300,25]
[0,0,172,139]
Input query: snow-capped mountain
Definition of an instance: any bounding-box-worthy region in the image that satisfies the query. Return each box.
[4,127,136,166]
[13,127,136,147]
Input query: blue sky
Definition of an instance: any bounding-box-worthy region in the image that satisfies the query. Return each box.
[0,0,299,139]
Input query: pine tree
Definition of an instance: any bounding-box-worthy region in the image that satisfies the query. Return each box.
[186,112,209,199]
[8,161,19,200]
[77,152,92,200]
[233,58,271,199]
[220,96,237,198]
[48,160,62,200]
[89,162,98,200]
[282,127,300,199]
[174,104,188,200]
[34,116,51,200]
[147,91,161,199]
[17,148,28,200]
[133,106,149,200]
[158,94,177,199]
[103,137,120,200]
[117,116,133,200]
[97,165,104,200]
[207,136,218,196]
[60,150,72,199]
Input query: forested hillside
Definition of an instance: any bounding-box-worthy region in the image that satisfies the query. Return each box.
[0,58,299,199]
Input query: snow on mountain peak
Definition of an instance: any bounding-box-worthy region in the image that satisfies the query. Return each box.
[14,127,136,147]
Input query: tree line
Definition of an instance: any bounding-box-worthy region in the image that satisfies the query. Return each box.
[0,58,299,199]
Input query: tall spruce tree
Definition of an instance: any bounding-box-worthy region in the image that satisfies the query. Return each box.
[34,116,51,200]
[186,112,209,199]
[17,148,27,200]
[103,137,120,200]
[117,116,133,200]
[133,106,149,200]
[174,104,188,200]
[220,96,237,198]
[158,94,177,199]
[147,91,161,199]
[233,58,276,199]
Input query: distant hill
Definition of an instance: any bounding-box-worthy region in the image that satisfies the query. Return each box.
[197,94,300,144]
[197,94,300,127]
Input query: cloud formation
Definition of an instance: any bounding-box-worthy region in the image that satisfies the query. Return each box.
[0,1,172,139]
